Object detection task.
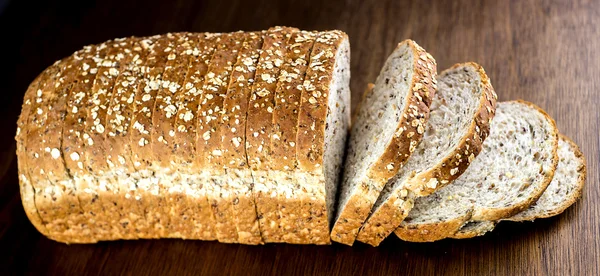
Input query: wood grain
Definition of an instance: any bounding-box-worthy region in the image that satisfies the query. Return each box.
[0,0,598,275]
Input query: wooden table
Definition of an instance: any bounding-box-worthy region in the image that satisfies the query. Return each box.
[1,0,598,274]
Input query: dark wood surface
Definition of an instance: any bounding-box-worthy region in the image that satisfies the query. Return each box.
[1,0,598,275]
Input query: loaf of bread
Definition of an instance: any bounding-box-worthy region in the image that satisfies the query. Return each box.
[15,28,350,244]
[17,29,586,245]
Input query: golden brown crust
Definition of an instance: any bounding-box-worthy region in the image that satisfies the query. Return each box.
[394,209,472,242]
[449,221,496,239]
[330,40,437,246]
[197,31,246,243]
[222,31,265,244]
[471,100,559,221]
[152,33,194,169]
[246,26,298,242]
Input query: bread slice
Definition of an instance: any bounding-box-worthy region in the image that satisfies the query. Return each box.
[79,38,142,241]
[246,26,298,242]
[16,66,54,237]
[268,30,317,243]
[128,34,174,238]
[395,100,559,242]
[197,31,247,243]
[356,62,497,246]
[506,134,586,221]
[296,30,351,244]
[29,51,91,243]
[450,134,586,239]
[150,33,200,239]
[331,40,437,245]
[104,37,157,239]
[171,33,220,240]
[221,31,264,244]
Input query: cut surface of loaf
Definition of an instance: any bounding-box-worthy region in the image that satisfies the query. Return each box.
[450,134,587,239]
[395,101,559,242]
[16,29,351,244]
[331,40,437,245]
[300,30,351,244]
[356,62,497,246]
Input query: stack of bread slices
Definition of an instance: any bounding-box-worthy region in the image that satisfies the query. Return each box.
[16,27,586,245]
[332,40,586,246]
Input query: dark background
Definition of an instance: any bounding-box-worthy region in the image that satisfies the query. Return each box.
[1,0,598,275]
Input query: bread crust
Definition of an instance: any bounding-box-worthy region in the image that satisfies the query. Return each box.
[330,40,437,245]
[394,209,472,242]
[356,62,497,246]
[394,100,559,242]
[450,221,496,239]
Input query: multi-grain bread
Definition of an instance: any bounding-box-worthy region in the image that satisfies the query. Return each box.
[356,62,497,246]
[395,101,559,242]
[331,40,437,245]
[450,134,586,239]
[16,28,350,244]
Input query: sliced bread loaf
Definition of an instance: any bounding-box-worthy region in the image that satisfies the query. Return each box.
[331,40,437,245]
[450,134,586,239]
[395,101,559,242]
[356,62,497,246]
